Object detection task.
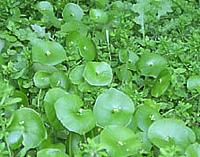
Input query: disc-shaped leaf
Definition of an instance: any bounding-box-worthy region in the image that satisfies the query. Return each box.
[7,130,23,150]
[186,143,200,157]
[100,125,141,157]
[37,148,69,157]
[135,105,161,132]
[44,88,68,130]
[50,71,70,89]
[32,39,66,65]
[69,65,85,85]
[187,76,200,92]
[136,53,167,77]
[148,118,196,149]
[54,94,95,135]
[7,108,47,149]
[83,62,113,86]
[33,71,50,89]
[37,1,54,14]
[151,70,171,97]
[78,37,96,61]
[94,88,135,127]
[63,3,84,21]
[89,9,109,24]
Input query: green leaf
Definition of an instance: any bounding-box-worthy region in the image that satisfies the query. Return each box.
[157,0,172,19]
[37,148,69,157]
[187,76,200,92]
[33,71,50,89]
[69,65,85,85]
[151,69,171,97]
[186,143,200,157]
[54,94,95,135]
[89,9,109,24]
[44,88,68,130]
[136,53,167,77]
[7,108,47,149]
[63,3,84,21]
[6,130,23,150]
[37,1,54,14]
[100,125,142,157]
[49,71,70,89]
[148,118,196,149]
[83,62,113,86]
[0,39,5,53]
[32,39,66,66]
[135,105,161,132]
[94,88,135,127]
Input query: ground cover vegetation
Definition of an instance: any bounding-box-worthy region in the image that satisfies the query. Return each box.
[0,0,200,156]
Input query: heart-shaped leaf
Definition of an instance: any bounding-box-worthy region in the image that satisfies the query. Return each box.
[186,143,200,157]
[44,88,68,130]
[136,53,167,78]
[54,94,95,135]
[151,69,171,97]
[37,148,69,157]
[33,71,50,89]
[148,118,196,149]
[89,9,109,24]
[7,108,47,149]
[187,76,200,92]
[135,105,161,132]
[94,88,135,127]
[63,3,84,21]
[32,39,66,65]
[100,125,141,157]
[83,62,113,86]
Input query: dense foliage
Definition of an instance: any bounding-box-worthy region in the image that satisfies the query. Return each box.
[0,0,200,157]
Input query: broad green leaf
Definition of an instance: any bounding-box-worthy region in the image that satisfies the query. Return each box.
[32,39,66,66]
[7,130,23,150]
[44,88,68,130]
[32,63,58,73]
[69,65,85,85]
[100,125,141,157]
[186,143,200,157]
[37,1,54,14]
[63,3,84,21]
[135,105,160,132]
[187,76,200,92]
[94,88,135,127]
[78,37,96,61]
[7,108,47,149]
[89,9,109,24]
[151,69,171,97]
[83,62,113,86]
[136,53,167,77]
[49,71,70,89]
[37,148,69,157]
[148,118,196,149]
[54,94,95,135]
[33,71,50,89]
[93,0,109,8]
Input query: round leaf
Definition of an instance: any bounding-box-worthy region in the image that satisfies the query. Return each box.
[69,65,85,85]
[44,88,68,130]
[90,9,109,24]
[7,130,23,150]
[33,71,50,89]
[94,88,135,127]
[151,69,171,97]
[100,125,141,157]
[50,71,70,89]
[7,108,47,149]
[62,3,84,21]
[54,94,95,135]
[136,53,167,77]
[32,39,66,66]
[135,105,161,132]
[37,1,54,14]
[37,148,69,157]
[148,118,196,149]
[186,143,200,157]
[83,62,113,86]
[187,76,200,92]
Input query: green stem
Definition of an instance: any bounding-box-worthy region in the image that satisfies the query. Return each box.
[106,29,112,61]
[68,133,72,157]
[37,89,42,108]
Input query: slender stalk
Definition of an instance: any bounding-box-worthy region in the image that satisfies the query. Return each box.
[37,89,42,108]
[106,29,112,61]
[68,133,72,157]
